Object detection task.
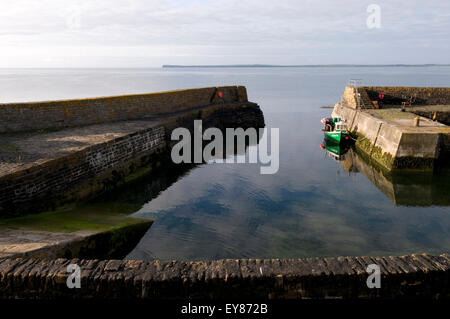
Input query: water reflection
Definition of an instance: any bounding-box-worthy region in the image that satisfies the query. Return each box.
[320,139,351,161]
[319,140,450,207]
[2,67,449,260]
[339,148,450,207]
[127,113,450,260]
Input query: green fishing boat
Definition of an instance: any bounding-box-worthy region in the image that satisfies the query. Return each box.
[321,117,350,144]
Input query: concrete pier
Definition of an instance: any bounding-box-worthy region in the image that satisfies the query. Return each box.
[332,86,450,170]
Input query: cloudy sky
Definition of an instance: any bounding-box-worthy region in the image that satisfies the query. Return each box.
[0,0,449,67]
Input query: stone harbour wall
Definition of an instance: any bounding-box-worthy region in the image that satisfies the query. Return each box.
[333,103,444,170]
[0,101,264,218]
[341,86,450,109]
[333,84,450,170]
[0,127,166,217]
[0,86,248,133]
[364,86,450,105]
[342,86,357,108]
[0,253,448,299]
[341,86,374,109]
[333,103,399,169]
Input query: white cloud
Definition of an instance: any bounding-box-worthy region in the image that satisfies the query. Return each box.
[0,0,449,66]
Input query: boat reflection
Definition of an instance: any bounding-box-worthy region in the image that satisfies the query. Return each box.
[320,139,350,161]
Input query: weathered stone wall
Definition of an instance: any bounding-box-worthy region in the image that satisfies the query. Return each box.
[0,102,264,218]
[341,86,357,108]
[0,127,166,217]
[335,85,450,169]
[333,103,401,164]
[342,86,450,110]
[396,132,440,159]
[332,103,442,170]
[340,86,375,109]
[0,86,248,133]
[0,254,448,299]
[364,86,450,105]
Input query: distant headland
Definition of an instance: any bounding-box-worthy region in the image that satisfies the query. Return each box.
[163,64,450,68]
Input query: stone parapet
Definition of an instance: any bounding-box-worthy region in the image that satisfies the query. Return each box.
[0,86,248,133]
[0,254,448,299]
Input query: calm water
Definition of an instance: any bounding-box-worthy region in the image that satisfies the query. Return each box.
[1,67,450,260]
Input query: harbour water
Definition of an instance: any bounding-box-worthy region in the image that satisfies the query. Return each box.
[1,66,449,260]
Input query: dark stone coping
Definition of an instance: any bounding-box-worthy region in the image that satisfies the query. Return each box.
[1,253,449,299]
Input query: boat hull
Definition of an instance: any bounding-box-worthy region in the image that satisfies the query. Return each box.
[324,131,344,143]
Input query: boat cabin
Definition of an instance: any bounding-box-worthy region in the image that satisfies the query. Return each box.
[334,122,348,132]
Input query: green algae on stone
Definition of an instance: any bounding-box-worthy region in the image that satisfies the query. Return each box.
[354,132,395,170]
[0,201,147,233]
[0,143,20,153]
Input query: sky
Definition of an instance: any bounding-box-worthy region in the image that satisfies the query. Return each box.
[0,0,449,67]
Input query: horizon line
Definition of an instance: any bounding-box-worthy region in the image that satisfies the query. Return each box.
[1,64,450,69]
[163,64,450,68]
